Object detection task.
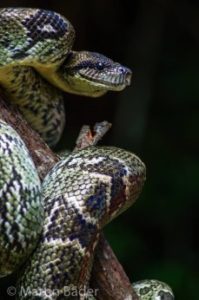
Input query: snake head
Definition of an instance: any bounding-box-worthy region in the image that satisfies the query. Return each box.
[60,51,132,97]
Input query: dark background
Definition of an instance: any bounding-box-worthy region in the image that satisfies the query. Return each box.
[0,1,198,299]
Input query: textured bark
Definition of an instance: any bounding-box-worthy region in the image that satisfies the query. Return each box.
[91,234,139,300]
[0,93,138,300]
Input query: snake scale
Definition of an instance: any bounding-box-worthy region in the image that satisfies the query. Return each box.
[0,8,174,300]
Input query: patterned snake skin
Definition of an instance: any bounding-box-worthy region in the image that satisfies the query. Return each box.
[0,8,174,300]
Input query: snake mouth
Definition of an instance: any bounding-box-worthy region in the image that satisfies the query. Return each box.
[79,67,132,91]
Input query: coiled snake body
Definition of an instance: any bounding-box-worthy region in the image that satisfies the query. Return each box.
[0,8,174,300]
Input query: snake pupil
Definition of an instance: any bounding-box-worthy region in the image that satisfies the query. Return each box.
[96,62,104,71]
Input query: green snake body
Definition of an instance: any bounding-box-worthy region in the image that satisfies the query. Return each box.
[132,280,174,300]
[0,120,42,277]
[0,8,174,300]
[1,65,65,146]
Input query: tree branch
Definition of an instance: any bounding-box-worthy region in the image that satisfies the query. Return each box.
[0,92,138,300]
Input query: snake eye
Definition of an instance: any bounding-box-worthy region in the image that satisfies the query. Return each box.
[96,62,105,71]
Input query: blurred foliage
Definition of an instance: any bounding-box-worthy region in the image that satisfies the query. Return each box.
[0,0,198,299]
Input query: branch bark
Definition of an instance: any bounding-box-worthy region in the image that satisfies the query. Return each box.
[0,92,138,300]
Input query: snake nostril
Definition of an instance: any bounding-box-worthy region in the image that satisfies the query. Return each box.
[118,67,132,78]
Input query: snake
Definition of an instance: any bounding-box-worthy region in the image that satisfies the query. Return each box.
[0,8,174,300]
[0,7,132,147]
